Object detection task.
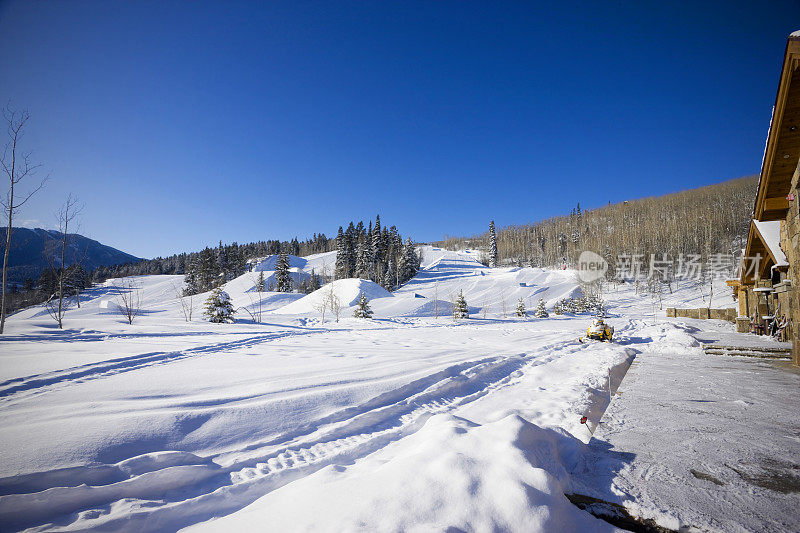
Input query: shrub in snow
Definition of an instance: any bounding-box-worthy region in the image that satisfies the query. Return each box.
[534,298,549,318]
[453,290,469,319]
[353,292,373,318]
[203,287,235,323]
[515,298,527,317]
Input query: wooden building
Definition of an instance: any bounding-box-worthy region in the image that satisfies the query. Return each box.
[736,31,800,364]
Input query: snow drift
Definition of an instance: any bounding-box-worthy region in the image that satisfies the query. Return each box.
[275,279,392,314]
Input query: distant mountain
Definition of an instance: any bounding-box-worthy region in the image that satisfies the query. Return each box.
[0,228,140,285]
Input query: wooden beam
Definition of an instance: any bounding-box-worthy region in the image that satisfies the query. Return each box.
[764,196,790,211]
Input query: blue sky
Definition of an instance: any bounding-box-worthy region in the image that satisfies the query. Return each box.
[1,1,798,258]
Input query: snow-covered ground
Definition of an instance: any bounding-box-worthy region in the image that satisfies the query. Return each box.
[1,246,793,532]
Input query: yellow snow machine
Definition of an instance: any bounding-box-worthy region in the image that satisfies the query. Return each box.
[586,318,614,342]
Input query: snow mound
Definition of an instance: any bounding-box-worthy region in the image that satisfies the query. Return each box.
[188,414,599,532]
[275,279,392,314]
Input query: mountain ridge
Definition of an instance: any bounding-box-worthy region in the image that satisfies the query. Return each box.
[0,227,140,285]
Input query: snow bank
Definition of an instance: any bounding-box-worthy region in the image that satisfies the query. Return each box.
[275,279,392,314]
[188,414,606,533]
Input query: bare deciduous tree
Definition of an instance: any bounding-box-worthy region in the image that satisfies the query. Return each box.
[113,277,141,325]
[172,281,193,322]
[1,106,46,334]
[44,195,82,329]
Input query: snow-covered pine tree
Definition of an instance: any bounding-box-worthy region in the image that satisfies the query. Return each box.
[453,290,469,319]
[534,298,549,318]
[489,221,498,267]
[335,226,351,279]
[203,287,235,323]
[515,298,527,317]
[255,271,266,292]
[382,266,395,291]
[352,292,373,318]
[398,238,419,284]
[309,268,321,291]
[373,214,383,262]
[354,238,370,279]
[274,251,292,292]
[346,222,357,275]
[183,261,200,296]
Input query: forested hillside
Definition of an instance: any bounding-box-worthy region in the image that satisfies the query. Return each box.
[438,175,757,277]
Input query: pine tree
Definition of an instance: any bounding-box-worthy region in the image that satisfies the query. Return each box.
[398,238,419,285]
[335,226,351,279]
[354,237,370,279]
[274,251,292,292]
[489,221,498,267]
[382,266,395,291]
[184,261,200,296]
[515,298,527,317]
[373,215,383,262]
[534,298,549,318]
[256,271,266,292]
[453,290,469,319]
[203,287,235,323]
[352,292,373,318]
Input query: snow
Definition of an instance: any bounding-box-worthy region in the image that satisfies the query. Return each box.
[275,278,392,314]
[576,320,800,531]
[754,219,789,266]
[1,246,792,532]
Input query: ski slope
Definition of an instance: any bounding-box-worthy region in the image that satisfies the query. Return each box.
[0,246,744,531]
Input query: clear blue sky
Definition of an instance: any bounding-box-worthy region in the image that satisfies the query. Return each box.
[1,1,798,258]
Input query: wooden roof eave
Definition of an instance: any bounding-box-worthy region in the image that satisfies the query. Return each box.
[753,35,800,222]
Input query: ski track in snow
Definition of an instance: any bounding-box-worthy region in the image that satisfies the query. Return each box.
[0,329,332,402]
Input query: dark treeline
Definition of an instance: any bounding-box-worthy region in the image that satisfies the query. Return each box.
[334,215,420,290]
[437,176,757,282]
[93,234,332,283]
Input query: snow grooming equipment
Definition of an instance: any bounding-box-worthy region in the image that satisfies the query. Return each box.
[585,318,614,342]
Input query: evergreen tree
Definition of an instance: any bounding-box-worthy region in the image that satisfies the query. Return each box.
[203,287,235,323]
[352,292,373,318]
[373,215,383,261]
[397,238,419,285]
[335,226,351,279]
[453,290,469,319]
[534,298,549,318]
[515,298,527,317]
[382,266,395,291]
[184,261,200,296]
[354,237,370,279]
[489,221,498,267]
[256,271,266,292]
[274,251,292,292]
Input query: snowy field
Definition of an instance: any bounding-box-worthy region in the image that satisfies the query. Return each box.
[2,246,780,532]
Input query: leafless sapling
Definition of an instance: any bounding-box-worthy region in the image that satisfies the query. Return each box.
[1,106,46,334]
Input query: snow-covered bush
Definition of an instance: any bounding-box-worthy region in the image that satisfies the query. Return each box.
[515,298,527,317]
[353,292,373,319]
[203,287,235,323]
[534,298,549,318]
[453,290,469,319]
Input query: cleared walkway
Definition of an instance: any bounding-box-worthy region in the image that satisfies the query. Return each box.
[573,322,800,532]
